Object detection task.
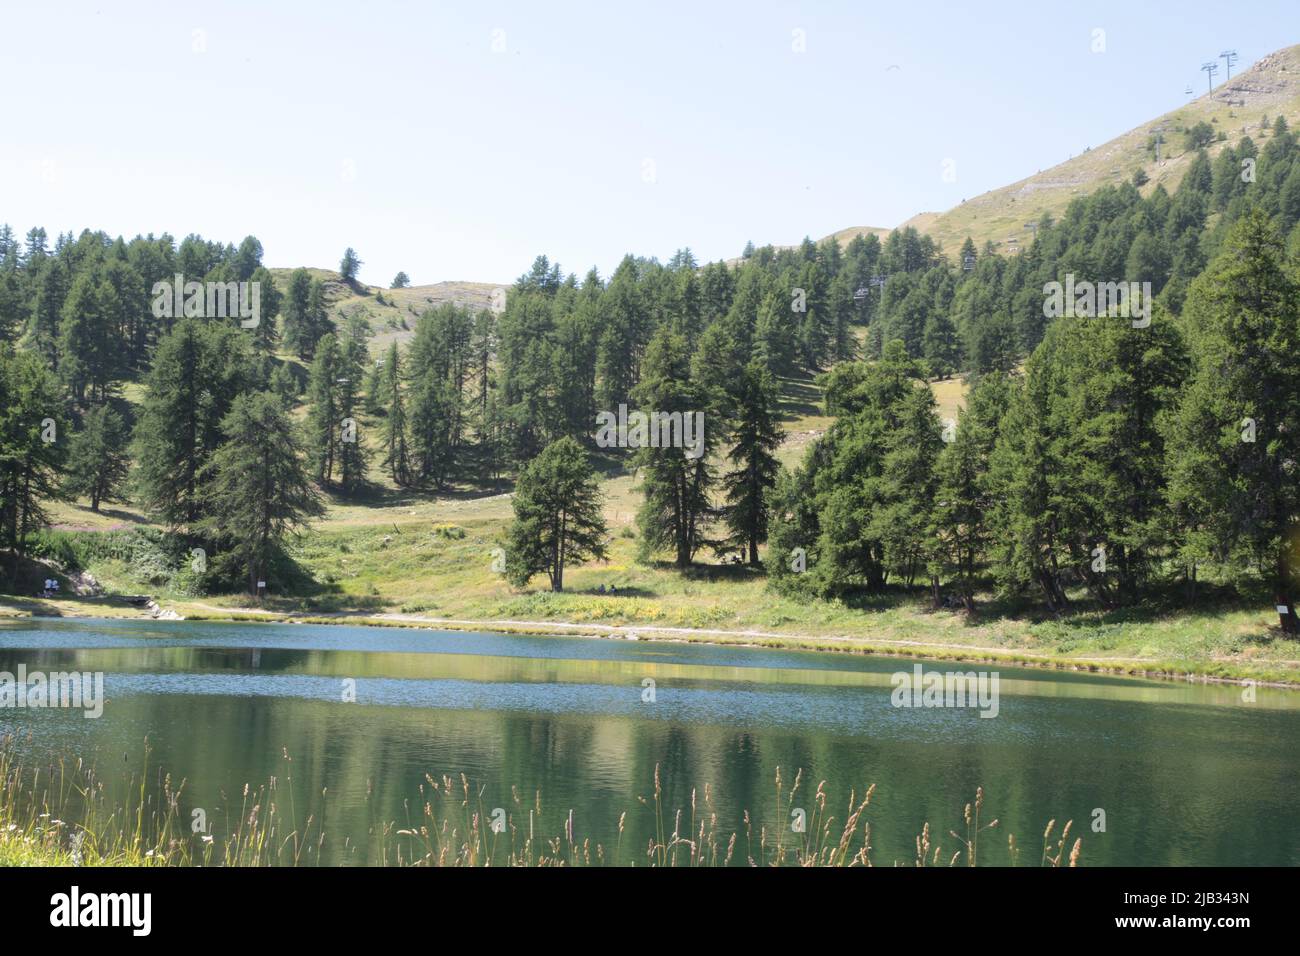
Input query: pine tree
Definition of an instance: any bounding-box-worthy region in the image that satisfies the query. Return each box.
[381,342,411,487]
[869,384,943,594]
[721,361,783,564]
[336,334,370,494]
[281,271,332,359]
[0,347,66,584]
[922,308,960,379]
[752,288,797,374]
[408,373,454,488]
[27,260,68,371]
[929,373,1011,613]
[632,326,715,566]
[1165,210,1300,631]
[58,270,121,403]
[197,392,323,595]
[306,333,343,485]
[504,436,608,592]
[339,248,362,285]
[65,404,130,512]
[595,257,644,411]
[270,363,298,405]
[362,356,384,416]
[133,320,252,527]
[248,265,281,353]
[280,268,314,358]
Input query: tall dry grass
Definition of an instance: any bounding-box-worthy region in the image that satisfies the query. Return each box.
[0,735,1078,867]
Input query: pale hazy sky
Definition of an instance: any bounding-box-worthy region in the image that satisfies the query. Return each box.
[2,1,1294,284]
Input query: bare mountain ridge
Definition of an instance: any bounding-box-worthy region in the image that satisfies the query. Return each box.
[836,43,1300,255]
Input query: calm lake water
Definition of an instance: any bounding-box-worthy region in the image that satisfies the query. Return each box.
[1,617,1297,866]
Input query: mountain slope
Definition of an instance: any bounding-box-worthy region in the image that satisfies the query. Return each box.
[268,268,505,350]
[827,43,1300,255]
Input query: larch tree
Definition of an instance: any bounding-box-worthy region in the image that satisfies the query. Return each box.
[504,436,608,592]
[198,391,323,596]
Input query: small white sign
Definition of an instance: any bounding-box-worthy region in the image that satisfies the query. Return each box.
[257,581,267,589]
[1278,605,1290,615]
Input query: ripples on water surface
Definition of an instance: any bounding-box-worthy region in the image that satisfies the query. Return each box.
[1,618,1296,865]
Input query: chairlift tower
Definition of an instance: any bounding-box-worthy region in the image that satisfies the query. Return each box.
[1220,49,1238,82]
[1152,124,1169,163]
[1201,61,1219,93]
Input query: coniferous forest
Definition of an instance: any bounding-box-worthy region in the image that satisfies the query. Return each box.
[3,120,1298,631]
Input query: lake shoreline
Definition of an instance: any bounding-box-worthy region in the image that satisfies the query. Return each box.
[4,596,1297,690]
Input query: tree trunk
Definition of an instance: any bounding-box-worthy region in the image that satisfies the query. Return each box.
[552,511,566,592]
[1277,546,1297,634]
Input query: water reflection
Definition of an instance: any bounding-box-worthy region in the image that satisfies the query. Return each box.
[0,618,1295,865]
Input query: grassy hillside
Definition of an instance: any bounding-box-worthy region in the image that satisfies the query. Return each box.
[814,45,1300,256]
[268,267,505,351]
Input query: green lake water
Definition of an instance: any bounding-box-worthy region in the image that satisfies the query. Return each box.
[0,617,1296,865]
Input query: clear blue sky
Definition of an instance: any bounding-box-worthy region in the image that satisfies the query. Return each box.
[2,1,1294,284]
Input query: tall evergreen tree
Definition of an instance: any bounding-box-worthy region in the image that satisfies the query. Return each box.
[504,436,608,592]
[380,342,411,487]
[339,248,362,285]
[134,320,251,527]
[632,326,716,566]
[721,360,784,565]
[0,347,66,583]
[929,372,1011,613]
[306,333,343,485]
[1165,211,1300,631]
[65,404,130,512]
[198,391,323,595]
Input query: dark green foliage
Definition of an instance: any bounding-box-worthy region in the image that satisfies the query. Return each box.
[1184,122,1215,151]
[133,320,252,528]
[306,333,345,486]
[282,269,333,359]
[0,347,66,582]
[1164,211,1300,630]
[65,404,130,511]
[721,361,784,564]
[504,436,608,591]
[929,373,1010,612]
[632,325,716,567]
[339,248,362,284]
[197,391,323,595]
